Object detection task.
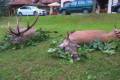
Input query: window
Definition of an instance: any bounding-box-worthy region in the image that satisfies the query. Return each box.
[70,1,77,7]
[26,7,31,9]
[87,0,93,4]
[64,2,71,7]
[20,7,27,9]
[20,6,31,9]
[78,0,85,5]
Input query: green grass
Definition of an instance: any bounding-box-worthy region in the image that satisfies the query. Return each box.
[0,14,120,80]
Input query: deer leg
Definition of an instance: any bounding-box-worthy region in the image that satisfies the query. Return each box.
[70,47,80,61]
[71,52,80,61]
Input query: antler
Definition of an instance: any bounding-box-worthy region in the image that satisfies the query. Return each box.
[20,15,39,34]
[16,16,20,35]
[8,15,39,36]
[8,22,18,36]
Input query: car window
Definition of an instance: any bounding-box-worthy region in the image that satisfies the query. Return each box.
[26,7,31,9]
[64,2,71,7]
[20,6,31,9]
[20,7,27,9]
[70,1,77,7]
[78,0,85,5]
[87,0,93,4]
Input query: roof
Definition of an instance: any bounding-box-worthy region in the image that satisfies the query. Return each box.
[9,0,39,5]
[9,0,31,5]
[41,0,60,4]
[9,0,60,5]
[48,2,60,6]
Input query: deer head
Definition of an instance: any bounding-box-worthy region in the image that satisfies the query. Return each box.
[8,16,39,44]
[59,32,79,52]
[59,32,80,61]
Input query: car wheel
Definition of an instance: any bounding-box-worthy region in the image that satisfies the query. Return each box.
[18,12,22,16]
[117,7,120,13]
[83,9,89,14]
[66,12,71,15]
[33,11,38,16]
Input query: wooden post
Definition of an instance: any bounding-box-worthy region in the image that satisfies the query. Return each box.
[92,0,97,13]
[108,0,113,13]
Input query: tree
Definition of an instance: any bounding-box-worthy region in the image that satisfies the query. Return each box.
[0,0,9,16]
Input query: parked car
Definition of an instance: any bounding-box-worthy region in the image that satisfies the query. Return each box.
[112,3,120,13]
[17,6,47,16]
[59,0,94,15]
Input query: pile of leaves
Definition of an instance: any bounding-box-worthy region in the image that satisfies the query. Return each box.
[0,29,49,52]
[48,39,120,61]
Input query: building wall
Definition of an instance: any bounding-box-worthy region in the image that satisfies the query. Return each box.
[108,0,118,13]
[112,0,118,4]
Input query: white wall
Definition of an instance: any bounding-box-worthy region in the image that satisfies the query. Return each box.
[112,0,118,5]
[108,0,118,13]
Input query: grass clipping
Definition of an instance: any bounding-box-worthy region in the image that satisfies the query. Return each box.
[48,39,120,62]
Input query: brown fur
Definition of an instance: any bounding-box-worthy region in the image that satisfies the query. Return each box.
[59,29,120,61]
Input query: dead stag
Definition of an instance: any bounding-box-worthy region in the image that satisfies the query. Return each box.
[59,28,120,61]
[8,16,39,44]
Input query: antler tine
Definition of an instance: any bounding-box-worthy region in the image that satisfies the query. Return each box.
[8,22,18,35]
[16,16,20,35]
[66,32,70,40]
[16,16,19,26]
[20,15,39,34]
[29,15,39,27]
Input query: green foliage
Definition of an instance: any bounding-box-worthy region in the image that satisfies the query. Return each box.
[0,29,49,52]
[87,39,120,55]
[79,39,120,55]
[48,39,120,61]
[48,40,74,63]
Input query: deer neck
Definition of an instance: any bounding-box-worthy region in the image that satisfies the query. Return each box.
[102,31,116,41]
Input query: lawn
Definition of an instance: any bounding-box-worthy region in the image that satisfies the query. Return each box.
[0,14,120,80]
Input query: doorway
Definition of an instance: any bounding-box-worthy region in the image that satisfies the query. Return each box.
[97,0,108,13]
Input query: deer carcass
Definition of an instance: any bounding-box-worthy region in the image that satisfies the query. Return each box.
[8,16,39,44]
[59,29,120,61]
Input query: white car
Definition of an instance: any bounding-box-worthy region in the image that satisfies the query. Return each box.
[17,6,47,16]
